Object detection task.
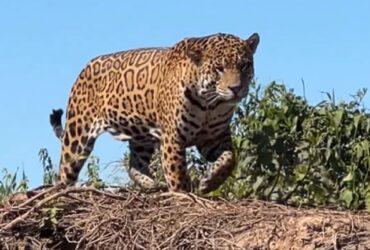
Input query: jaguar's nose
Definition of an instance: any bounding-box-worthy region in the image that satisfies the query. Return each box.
[228,85,242,95]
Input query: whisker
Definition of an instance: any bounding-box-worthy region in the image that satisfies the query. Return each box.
[208,95,220,106]
[206,94,218,102]
[203,91,217,97]
[201,89,217,95]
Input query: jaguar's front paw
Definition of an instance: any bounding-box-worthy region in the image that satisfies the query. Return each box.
[198,174,221,194]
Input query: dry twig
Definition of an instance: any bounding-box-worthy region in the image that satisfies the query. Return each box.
[0,185,369,249]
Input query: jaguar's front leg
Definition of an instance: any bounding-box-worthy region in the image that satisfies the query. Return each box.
[161,132,191,192]
[197,133,235,193]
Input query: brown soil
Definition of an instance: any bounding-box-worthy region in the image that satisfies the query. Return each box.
[1,185,369,249]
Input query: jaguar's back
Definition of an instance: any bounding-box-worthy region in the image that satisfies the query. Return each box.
[70,48,168,133]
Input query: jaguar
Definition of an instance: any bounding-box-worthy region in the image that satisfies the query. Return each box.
[50,32,259,193]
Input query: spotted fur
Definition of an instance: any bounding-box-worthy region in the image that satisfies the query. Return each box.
[50,33,259,193]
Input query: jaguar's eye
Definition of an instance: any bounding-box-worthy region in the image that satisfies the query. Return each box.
[240,61,252,72]
[215,65,224,74]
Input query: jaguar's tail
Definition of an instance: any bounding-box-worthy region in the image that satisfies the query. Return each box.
[50,109,64,141]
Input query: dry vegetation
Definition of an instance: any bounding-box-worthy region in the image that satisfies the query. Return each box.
[1,185,370,249]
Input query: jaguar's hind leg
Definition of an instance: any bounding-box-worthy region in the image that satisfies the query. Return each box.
[128,140,166,190]
[58,118,104,184]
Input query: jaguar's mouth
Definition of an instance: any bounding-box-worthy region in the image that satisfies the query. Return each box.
[225,96,243,105]
[201,86,246,106]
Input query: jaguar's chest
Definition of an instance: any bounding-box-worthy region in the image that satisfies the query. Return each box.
[183,104,236,144]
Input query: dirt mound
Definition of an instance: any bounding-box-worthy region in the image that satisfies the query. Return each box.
[1,185,370,249]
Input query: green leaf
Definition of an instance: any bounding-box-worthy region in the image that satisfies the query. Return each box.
[353,114,361,131]
[362,140,370,156]
[325,136,333,161]
[366,192,370,212]
[252,176,264,191]
[342,171,353,182]
[334,109,344,128]
[294,165,308,181]
[290,116,299,133]
[51,217,58,225]
[355,143,363,159]
[341,189,353,207]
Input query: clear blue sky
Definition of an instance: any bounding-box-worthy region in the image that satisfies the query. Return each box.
[1,1,369,188]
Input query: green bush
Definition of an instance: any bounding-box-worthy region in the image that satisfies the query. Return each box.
[0,168,28,203]
[214,82,370,210]
[86,155,103,188]
[39,148,58,185]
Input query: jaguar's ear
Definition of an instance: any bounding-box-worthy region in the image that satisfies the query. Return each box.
[246,33,260,54]
[184,38,203,66]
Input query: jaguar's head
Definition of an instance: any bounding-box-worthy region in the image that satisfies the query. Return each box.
[178,33,259,105]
